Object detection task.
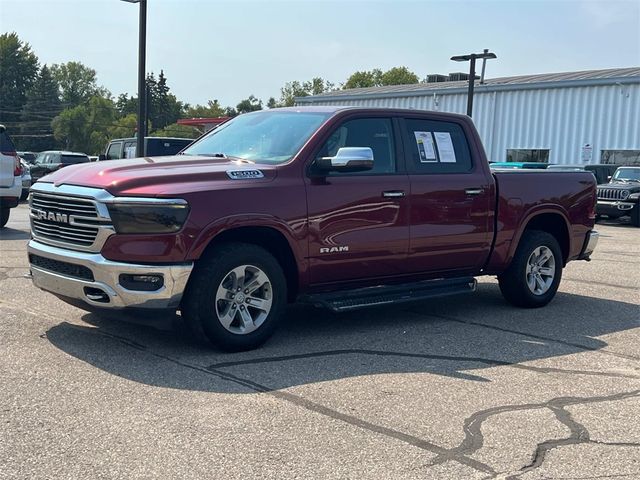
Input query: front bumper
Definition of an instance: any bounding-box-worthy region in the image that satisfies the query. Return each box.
[578,230,599,260]
[28,240,193,310]
[596,200,636,216]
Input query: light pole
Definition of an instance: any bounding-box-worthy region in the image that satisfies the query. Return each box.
[451,50,496,118]
[121,0,147,157]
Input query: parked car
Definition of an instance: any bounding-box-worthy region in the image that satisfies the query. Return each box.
[17,151,37,165]
[19,158,31,201]
[547,164,619,185]
[99,137,193,160]
[27,107,598,351]
[0,125,23,228]
[596,166,640,227]
[29,151,91,182]
[490,162,548,169]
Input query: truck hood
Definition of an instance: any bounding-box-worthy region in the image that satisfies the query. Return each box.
[38,155,278,196]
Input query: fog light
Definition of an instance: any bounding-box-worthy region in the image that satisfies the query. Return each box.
[119,274,164,291]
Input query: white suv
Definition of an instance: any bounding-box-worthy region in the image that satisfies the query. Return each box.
[0,125,23,228]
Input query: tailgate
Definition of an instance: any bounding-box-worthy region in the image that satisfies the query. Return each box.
[0,156,15,187]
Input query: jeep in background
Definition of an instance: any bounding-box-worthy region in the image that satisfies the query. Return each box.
[27,107,598,351]
[99,137,194,160]
[596,166,640,227]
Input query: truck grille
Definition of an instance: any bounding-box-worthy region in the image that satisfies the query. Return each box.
[30,192,102,248]
[29,253,94,281]
[597,188,629,200]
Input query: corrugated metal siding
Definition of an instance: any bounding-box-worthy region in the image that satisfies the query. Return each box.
[300,83,640,164]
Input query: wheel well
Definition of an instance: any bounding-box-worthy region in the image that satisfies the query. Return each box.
[523,213,570,263]
[203,226,299,301]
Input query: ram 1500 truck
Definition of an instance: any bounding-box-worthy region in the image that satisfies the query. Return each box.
[27,107,599,351]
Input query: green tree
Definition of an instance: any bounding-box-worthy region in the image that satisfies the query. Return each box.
[52,95,117,154]
[0,33,39,123]
[344,69,382,89]
[266,97,278,109]
[116,93,137,116]
[184,99,227,118]
[379,66,419,86]
[145,70,183,131]
[107,113,139,139]
[20,65,61,151]
[236,95,262,114]
[278,77,335,106]
[51,61,107,108]
[343,67,419,89]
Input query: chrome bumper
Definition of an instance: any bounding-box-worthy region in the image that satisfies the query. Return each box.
[28,240,193,309]
[579,230,599,260]
[596,200,635,211]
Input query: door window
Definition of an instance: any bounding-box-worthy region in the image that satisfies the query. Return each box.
[404,119,472,173]
[314,118,396,175]
[106,142,122,160]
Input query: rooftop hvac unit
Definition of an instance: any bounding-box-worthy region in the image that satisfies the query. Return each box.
[426,74,448,83]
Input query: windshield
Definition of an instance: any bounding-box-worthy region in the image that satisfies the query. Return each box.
[612,168,640,182]
[182,110,331,164]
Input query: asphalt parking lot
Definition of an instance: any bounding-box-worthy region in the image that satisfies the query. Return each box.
[1,202,639,479]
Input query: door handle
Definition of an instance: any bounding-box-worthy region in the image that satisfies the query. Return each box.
[382,190,405,198]
[465,188,485,196]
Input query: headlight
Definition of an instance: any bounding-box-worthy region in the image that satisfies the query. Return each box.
[107,201,190,234]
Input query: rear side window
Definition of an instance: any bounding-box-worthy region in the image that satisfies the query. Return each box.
[404,118,472,173]
[146,139,192,156]
[0,130,16,154]
[61,155,90,164]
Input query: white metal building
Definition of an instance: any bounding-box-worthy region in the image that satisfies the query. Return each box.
[296,67,640,165]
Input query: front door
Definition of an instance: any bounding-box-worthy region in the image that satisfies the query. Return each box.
[402,116,494,275]
[305,116,410,285]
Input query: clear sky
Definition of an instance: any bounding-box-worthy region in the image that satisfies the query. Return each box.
[2,0,639,107]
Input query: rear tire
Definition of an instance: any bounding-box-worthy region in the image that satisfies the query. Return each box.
[181,243,287,351]
[0,208,9,228]
[498,230,563,308]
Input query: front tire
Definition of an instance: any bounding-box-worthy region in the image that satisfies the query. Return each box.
[0,208,9,228]
[498,230,563,308]
[181,243,287,351]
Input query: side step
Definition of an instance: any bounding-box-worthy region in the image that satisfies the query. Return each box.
[300,277,477,312]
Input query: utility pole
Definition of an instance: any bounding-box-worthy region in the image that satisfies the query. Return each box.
[122,0,147,157]
[451,50,497,118]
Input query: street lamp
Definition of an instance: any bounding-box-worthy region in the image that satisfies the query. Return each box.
[121,0,147,157]
[451,49,496,118]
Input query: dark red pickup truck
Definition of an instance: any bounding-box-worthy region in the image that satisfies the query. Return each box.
[27,107,598,350]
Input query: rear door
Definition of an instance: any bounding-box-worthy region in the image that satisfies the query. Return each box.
[305,115,410,285]
[0,128,17,187]
[402,116,494,275]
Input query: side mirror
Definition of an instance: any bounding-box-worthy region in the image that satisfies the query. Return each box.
[607,175,612,181]
[98,154,107,161]
[316,147,374,173]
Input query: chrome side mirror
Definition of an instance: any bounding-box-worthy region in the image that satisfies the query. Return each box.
[316,147,374,172]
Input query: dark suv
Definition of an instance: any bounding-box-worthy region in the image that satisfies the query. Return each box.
[596,166,640,226]
[30,151,91,182]
[100,137,193,160]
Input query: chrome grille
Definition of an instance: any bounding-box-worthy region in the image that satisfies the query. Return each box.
[597,188,627,200]
[29,191,112,250]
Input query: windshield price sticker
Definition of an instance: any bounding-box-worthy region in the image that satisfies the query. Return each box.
[414,131,437,162]
[434,132,457,163]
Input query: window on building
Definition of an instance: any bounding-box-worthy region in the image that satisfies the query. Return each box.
[506,149,549,163]
[600,150,640,166]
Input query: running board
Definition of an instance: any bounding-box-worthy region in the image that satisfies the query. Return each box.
[300,277,477,312]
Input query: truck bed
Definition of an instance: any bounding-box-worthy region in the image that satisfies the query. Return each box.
[486,170,597,273]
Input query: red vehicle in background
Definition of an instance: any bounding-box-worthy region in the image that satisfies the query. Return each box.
[27,107,598,350]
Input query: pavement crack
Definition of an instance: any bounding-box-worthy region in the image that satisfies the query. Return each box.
[60,323,497,475]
